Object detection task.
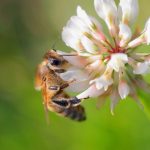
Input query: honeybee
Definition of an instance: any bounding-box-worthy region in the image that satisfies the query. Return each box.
[35,50,86,121]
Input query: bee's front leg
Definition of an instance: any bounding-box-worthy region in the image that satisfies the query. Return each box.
[49,83,68,91]
[48,78,76,92]
[60,79,76,90]
[54,69,66,73]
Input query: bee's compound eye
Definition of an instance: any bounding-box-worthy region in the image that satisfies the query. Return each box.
[50,58,61,66]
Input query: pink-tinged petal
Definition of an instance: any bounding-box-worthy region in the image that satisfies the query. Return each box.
[119,0,139,25]
[81,36,98,54]
[90,17,106,41]
[118,81,130,99]
[90,16,102,31]
[63,55,89,68]
[119,23,132,47]
[77,6,106,42]
[77,85,105,99]
[133,62,149,74]
[65,79,90,93]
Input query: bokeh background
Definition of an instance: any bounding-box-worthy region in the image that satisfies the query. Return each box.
[1,0,150,150]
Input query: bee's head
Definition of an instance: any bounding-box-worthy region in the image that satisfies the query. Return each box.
[49,57,62,66]
[44,49,65,67]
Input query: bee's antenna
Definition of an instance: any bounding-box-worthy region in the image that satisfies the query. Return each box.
[60,54,78,56]
[51,37,61,51]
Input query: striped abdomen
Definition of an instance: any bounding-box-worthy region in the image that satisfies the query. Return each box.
[48,104,86,121]
[59,105,86,121]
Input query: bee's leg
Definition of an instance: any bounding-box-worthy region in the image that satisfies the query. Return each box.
[48,80,75,91]
[48,79,75,91]
[47,64,66,73]
[54,69,66,73]
[52,97,82,108]
[49,85,60,91]
[60,79,76,90]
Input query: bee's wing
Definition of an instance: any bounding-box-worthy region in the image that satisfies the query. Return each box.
[41,82,50,124]
[34,65,43,91]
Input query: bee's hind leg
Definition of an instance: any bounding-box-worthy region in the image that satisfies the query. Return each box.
[52,97,82,108]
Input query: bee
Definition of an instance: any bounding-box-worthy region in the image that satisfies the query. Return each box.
[35,50,86,121]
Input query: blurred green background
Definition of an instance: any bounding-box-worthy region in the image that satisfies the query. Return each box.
[1,0,150,150]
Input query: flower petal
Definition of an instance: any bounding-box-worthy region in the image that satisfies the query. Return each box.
[60,68,89,81]
[81,36,98,54]
[143,18,150,45]
[110,89,120,115]
[65,79,89,93]
[133,62,149,74]
[118,81,130,99]
[107,53,128,72]
[77,6,92,26]
[63,55,89,68]
[67,16,87,33]
[94,0,118,34]
[90,75,113,91]
[94,0,117,20]
[77,6,106,40]
[128,36,144,48]
[90,17,106,41]
[62,27,83,51]
[128,18,150,48]
[90,66,113,90]
[119,0,139,25]
[86,59,103,73]
[119,23,132,47]
[77,85,105,99]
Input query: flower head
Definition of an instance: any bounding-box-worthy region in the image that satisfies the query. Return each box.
[61,0,150,113]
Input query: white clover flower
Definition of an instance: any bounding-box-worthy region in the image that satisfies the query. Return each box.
[61,0,150,113]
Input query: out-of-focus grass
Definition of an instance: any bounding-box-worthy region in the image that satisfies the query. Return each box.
[0,0,150,150]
